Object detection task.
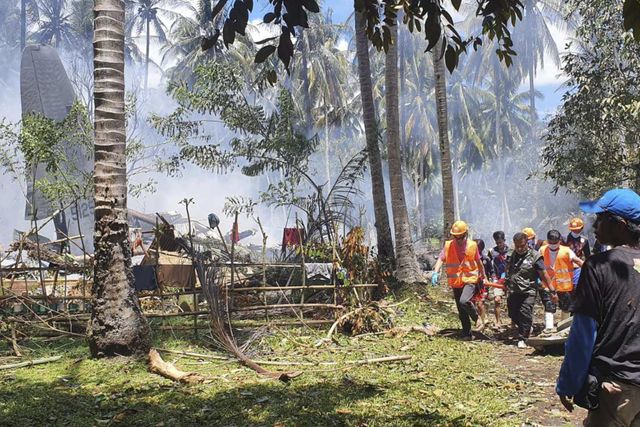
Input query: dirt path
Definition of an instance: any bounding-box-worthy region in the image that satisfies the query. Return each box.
[486,338,586,426]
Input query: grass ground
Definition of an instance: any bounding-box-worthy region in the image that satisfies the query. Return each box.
[0,286,585,426]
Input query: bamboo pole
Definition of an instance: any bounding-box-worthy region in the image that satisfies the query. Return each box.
[234,303,343,312]
[0,356,62,370]
[229,284,377,292]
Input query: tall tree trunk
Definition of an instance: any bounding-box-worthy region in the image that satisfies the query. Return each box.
[385,18,421,284]
[529,64,535,127]
[433,37,455,238]
[300,30,313,134]
[91,0,150,357]
[20,0,26,50]
[144,16,150,92]
[354,8,395,266]
[494,63,506,230]
[324,93,331,185]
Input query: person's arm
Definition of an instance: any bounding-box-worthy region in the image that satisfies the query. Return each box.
[569,249,584,267]
[536,260,558,303]
[431,249,446,285]
[433,258,443,274]
[556,313,597,412]
[475,249,486,280]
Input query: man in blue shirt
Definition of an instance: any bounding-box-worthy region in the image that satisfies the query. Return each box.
[557,188,640,425]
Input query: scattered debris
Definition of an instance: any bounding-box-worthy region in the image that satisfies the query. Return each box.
[148,348,205,384]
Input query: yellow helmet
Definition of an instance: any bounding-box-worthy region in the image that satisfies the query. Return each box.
[450,220,469,236]
[522,227,536,240]
[569,217,584,231]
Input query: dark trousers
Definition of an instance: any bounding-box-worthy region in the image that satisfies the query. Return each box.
[507,292,535,340]
[453,285,479,336]
[539,288,556,313]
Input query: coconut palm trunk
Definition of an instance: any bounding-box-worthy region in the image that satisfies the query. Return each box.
[90,0,151,357]
[433,37,456,237]
[384,18,421,284]
[354,8,395,266]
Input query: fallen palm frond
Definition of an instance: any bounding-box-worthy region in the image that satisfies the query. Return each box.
[199,261,302,382]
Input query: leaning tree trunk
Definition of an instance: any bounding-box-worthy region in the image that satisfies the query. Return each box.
[385,18,421,284]
[90,0,151,357]
[354,8,395,266]
[433,37,456,239]
[144,16,150,92]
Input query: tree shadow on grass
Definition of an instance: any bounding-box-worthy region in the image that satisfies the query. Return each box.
[0,368,459,427]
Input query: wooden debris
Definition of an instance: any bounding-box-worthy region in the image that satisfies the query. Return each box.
[0,355,62,370]
[10,325,22,357]
[385,325,440,338]
[148,349,205,384]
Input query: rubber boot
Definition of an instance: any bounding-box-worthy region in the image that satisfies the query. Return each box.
[544,312,555,331]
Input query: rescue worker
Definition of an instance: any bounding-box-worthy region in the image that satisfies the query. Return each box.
[523,227,542,250]
[432,221,486,340]
[557,188,640,425]
[540,230,584,325]
[523,226,555,330]
[565,217,591,261]
[505,232,555,348]
[473,239,492,331]
[565,217,590,292]
[487,231,509,327]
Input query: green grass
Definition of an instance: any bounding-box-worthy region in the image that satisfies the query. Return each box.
[0,287,554,426]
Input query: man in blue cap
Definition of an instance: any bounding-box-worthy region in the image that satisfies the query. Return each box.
[557,188,640,425]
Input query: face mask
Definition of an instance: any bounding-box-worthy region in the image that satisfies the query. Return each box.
[570,231,580,238]
[548,243,559,250]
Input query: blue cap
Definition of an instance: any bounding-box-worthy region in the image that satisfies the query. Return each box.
[579,188,640,223]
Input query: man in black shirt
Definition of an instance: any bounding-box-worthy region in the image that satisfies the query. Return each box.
[505,232,555,348]
[557,188,640,426]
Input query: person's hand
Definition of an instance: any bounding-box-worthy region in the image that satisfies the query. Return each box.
[602,382,622,394]
[551,293,559,304]
[431,272,440,287]
[559,395,574,412]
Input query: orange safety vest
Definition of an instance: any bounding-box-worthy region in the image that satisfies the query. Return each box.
[540,245,574,292]
[444,239,480,288]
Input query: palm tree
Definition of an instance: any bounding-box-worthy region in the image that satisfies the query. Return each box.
[432,36,455,238]
[33,0,74,47]
[512,0,566,127]
[384,16,421,283]
[354,7,394,266]
[125,0,182,91]
[91,0,150,356]
[20,0,39,49]
[292,11,353,185]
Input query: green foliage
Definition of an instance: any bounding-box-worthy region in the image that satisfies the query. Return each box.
[0,101,93,204]
[543,0,640,197]
[153,61,315,181]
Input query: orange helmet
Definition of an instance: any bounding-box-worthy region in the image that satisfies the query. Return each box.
[569,217,584,231]
[522,227,536,240]
[450,220,469,236]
